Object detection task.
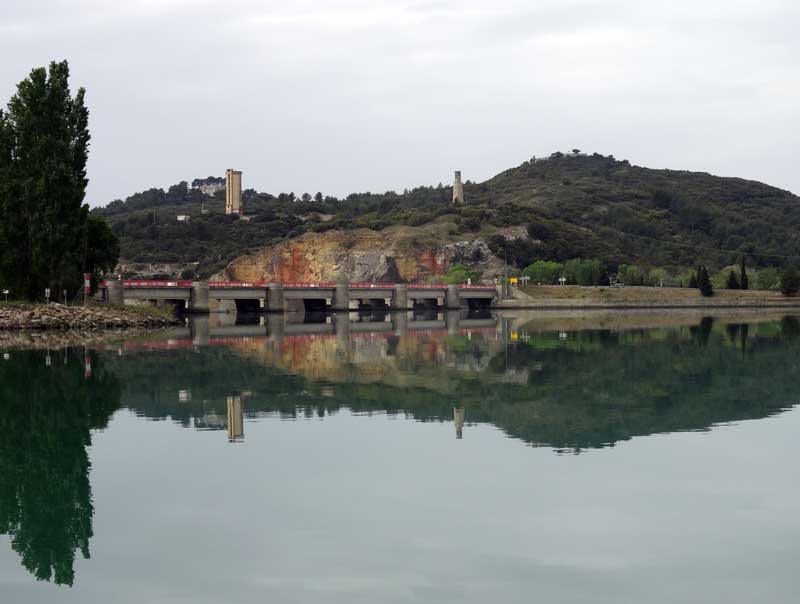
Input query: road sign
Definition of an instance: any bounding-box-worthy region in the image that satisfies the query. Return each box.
[84,273,92,294]
[44,288,50,301]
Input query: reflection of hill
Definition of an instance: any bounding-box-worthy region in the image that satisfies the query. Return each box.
[0,351,121,586]
[228,332,499,389]
[104,318,800,452]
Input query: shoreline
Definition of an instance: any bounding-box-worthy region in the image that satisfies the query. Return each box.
[497,285,800,310]
[0,303,179,332]
[494,301,800,310]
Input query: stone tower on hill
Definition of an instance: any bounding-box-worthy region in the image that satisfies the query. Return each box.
[225,169,243,215]
[452,171,464,205]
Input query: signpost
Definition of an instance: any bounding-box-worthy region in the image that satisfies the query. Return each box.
[44,288,50,304]
[2,289,8,302]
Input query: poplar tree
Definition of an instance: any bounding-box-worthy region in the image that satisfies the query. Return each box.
[0,61,116,299]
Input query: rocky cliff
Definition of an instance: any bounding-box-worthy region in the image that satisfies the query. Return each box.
[223,227,506,283]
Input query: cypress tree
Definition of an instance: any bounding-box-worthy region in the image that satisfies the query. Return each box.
[0,61,116,299]
[688,272,698,289]
[698,265,713,297]
[740,257,749,290]
[726,269,740,289]
[780,268,800,296]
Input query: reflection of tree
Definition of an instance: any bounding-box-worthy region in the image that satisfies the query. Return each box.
[0,350,120,586]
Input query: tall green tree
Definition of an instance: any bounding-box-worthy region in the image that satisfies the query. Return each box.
[740,257,749,290]
[0,61,117,299]
[698,265,713,297]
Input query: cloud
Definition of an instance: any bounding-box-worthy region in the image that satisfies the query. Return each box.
[1,0,798,204]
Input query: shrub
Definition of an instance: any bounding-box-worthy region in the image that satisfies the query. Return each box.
[523,260,564,284]
[443,264,476,285]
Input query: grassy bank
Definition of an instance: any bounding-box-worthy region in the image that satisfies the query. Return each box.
[506,285,800,308]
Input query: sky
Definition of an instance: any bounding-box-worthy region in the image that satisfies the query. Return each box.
[1,0,798,206]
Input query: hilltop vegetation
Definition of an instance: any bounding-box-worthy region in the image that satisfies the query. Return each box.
[94,151,800,280]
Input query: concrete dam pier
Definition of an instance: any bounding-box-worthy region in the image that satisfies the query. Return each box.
[100,280,500,313]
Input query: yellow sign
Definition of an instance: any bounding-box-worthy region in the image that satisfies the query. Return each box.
[509,277,518,285]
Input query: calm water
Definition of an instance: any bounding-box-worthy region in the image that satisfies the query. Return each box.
[2,310,800,603]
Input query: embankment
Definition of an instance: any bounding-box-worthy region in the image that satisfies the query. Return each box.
[0,303,179,332]
[500,285,800,309]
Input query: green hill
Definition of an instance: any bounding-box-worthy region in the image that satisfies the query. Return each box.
[93,152,800,279]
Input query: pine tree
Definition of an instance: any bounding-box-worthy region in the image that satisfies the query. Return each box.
[0,61,116,299]
[726,269,740,289]
[740,257,749,290]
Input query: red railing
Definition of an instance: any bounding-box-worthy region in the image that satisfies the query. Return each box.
[349,282,396,289]
[122,280,194,288]
[282,282,336,288]
[209,281,269,288]
[101,279,496,290]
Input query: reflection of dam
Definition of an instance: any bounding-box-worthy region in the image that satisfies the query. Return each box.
[100,314,800,452]
[107,311,501,350]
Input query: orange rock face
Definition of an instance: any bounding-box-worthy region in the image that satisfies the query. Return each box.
[224,229,503,284]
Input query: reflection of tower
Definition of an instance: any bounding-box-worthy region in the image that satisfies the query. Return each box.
[452,171,464,205]
[454,406,465,439]
[227,395,244,442]
[225,168,243,215]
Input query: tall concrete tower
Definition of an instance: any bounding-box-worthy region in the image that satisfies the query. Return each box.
[225,169,243,215]
[452,170,464,205]
[454,406,465,439]
[227,395,244,442]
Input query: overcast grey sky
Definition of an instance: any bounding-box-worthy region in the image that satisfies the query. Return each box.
[1,0,798,205]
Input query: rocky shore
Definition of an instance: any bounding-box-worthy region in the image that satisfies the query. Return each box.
[0,303,180,332]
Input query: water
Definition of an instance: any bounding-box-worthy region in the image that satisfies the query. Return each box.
[2,310,800,603]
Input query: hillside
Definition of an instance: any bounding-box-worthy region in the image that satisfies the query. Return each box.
[94,152,800,281]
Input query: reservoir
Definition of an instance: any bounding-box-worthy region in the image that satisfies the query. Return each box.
[1,309,799,603]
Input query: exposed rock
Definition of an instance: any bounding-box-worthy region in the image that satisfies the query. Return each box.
[224,229,504,283]
[0,303,179,333]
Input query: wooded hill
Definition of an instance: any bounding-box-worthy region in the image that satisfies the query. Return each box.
[94,152,800,279]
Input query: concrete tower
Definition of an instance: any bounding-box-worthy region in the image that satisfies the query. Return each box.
[227,395,244,442]
[452,170,464,205]
[225,169,243,215]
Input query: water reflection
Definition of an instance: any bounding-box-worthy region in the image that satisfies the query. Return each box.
[101,311,800,452]
[3,311,800,587]
[0,350,120,586]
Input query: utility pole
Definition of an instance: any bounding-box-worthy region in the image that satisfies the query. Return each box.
[503,245,509,299]
[83,272,91,307]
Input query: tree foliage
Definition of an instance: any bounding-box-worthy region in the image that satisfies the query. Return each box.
[443,264,476,284]
[0,61,119,299]
[780,268,800,296]
[697,265,714,297]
